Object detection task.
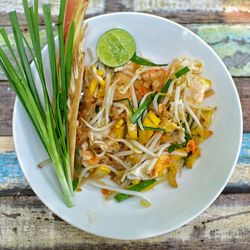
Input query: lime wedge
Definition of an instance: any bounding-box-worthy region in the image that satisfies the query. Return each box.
[97,28,136,68]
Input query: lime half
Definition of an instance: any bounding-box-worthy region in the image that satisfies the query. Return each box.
[97,28,136,68]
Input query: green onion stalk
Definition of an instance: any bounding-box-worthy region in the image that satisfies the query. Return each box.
[0,0,78,207]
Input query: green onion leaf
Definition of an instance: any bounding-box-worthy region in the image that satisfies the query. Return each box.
[160,79,173,93]
[168,126,192,153]
[157,79,173,103]
[131,54,168,66]
[175,66,190,78]
[184,130,192,142]
[143,126,165,132]
[42,4,59,112]
[167,143,186,153]
[130,93,156,124]
[157,67,190,104]
[114,179,157,202]
[114,98,134,114]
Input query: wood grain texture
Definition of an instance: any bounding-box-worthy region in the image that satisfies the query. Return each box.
[0,82,15,136]
[0,137,14,153]
[104,0,250,24]
[235,78,250,132]
[132,0,250,12]
[0,133,249,196]
[0,194,249,249]
[0,0,105,25]
[0,0,250,25]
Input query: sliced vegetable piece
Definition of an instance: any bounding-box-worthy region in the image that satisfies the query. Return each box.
[89,78,98,96]
[114,179,157,202]
[186,147,201,169]
[113,118,126,139]
[126,113,138,140]
[151,155,170,178]
[91,165,111,178]
[131,54,168,66]
[131,179,140,185]
[130,92,156,124]
[186,139,196,154]
[97,28,136,67]
[147,111,161,126]
[157,79,172,103]
[175,66,190,78]
[167,143,186,153]
[168,166,178,188]
[143,126,165,132]
[159,119,177,133]
[160,79,173,93]
[168,128,192,153]
[101,189,109,196]
[138,130,154,145]
[138,120,154,144]
[143,117,155,127]
[114,98,134,113]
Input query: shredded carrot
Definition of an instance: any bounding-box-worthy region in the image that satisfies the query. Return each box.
[186,139,196,154]
[101,189,109,196]
[151,155,169,178]
[138,85,148,96]
[186,147,201,169]
[88,156,100,164]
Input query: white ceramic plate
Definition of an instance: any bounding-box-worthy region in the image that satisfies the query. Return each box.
[13,12,242,240]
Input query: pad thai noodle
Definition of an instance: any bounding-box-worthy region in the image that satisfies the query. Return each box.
[75,57,216,206]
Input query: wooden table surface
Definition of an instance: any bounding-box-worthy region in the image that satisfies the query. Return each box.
[0,0,250,249]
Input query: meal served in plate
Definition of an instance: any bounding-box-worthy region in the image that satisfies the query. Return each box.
[75,54,216,206]
[0,0,216,207]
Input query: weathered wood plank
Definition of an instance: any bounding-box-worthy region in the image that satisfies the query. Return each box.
[105,0,250,24]
[0,82,15,136]
[1,77,249,136]
[0,0,105,26]
[0,136,14,153]
[189,24,250,77]
[236,78,250,135]
[0,194,249,249]
[132,0,250,12]
[238,133,250,165]
[1,0,250,25]
[0,133,249,196]
[0,24,249,82]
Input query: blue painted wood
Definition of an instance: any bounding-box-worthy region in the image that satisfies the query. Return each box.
[239,133,250,164]
[0,152,28,188]
[0,133,249,189]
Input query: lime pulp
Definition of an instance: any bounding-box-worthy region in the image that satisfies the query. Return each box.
[97,28,136,68]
